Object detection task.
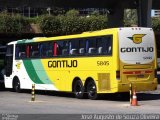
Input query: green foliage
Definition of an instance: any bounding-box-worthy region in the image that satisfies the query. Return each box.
[57,11,86,35]
[39,10,108,35]
[38,15,61,35]
[66,9,79,17]
[57,15,80,35]
[1,9,160,35]
[86,15,107,31]
[124,9,138,27]
[0,12,29,33]
[90,10,100,16]
[152,17,160,32]
[26,17,38,24]
[0,10,107,35]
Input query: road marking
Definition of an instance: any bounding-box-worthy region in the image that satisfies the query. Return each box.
[28,100,47,103]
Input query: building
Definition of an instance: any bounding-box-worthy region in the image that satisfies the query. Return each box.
[153,10,160,17]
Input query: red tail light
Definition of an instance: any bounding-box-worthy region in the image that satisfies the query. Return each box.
[116,71,120,80]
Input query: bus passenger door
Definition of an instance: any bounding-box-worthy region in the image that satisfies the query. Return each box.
[5,45,13,77]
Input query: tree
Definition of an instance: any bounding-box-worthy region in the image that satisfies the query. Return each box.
[124,9,138,26]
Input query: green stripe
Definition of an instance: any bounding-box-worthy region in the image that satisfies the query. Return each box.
[23,60,44,84]
[17,39,34,44]
[31,60,52,84]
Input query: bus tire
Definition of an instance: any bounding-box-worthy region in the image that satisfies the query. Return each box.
[87,80,98,100]
[73,80,84,99]
[13,78,21,93]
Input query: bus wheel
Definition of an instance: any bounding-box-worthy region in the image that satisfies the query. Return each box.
[73,80,84,99]
[13,78,21,93]
[87,80,98,100]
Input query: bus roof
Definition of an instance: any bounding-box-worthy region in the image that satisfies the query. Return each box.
[15,28,118,44]
[9,27,152,44]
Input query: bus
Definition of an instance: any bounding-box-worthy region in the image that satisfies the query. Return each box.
[4,27,157,99]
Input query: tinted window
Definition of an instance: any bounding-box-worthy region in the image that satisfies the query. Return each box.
[56,41,69,56]
[69,39,79,55]
[15,44,26,59]
[86,38,97,54]
[30,44,39,58]
[40,42,53,57]
[15,35,112,59]
[96,36,112,55]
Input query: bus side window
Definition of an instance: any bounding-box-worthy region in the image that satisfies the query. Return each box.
[62,41,69,55]
[45,42,53,57]
[96,36,112,55]
[54,42,57,56]
[87,38,97,54]
[96,37,103,54]
[26,45,30,58]
[70,49,78,55]
[69,39,79,55]
[19,52,26,58]
[99,36,112,55]
[16,44,26,59]
[42,43,47,57]
[39,43,43,57]
[86,40,89,53]
[15,46,19,59]
[31,44,39,58]
[79,39,85,54]
[98,47,103,54]
[106,36,112,54]
[79,48,85,54]
[56,40,69,56]
[56,41,64,56]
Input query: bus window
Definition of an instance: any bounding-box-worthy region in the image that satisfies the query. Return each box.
[15,46,19,59]
[56,41,63,55]
[70,39,79,55]
[56,41,69,56]
[30,44,39,58]
[16,44,26,59]
[79,39,85,54]
[86,40,89,53]
[105,36,112,55]
[39,43,43,57]
[96,36,112,55]
[97,38,103,54]
[87,38,97,54]
[54,42,57,56]
[62,41,69,55]
[26,45,30,58]
[46,42,53,57]
[39,42,51,57]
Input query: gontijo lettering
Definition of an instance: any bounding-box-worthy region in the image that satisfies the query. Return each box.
[121,47,154,53]
[48,60,78,68]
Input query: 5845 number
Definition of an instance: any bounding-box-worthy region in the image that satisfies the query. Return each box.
[97,61,109,66]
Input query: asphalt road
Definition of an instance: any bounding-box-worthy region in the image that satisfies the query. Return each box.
[0,86,160,120]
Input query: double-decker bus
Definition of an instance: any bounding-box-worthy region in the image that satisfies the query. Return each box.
[4,27,157,99]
